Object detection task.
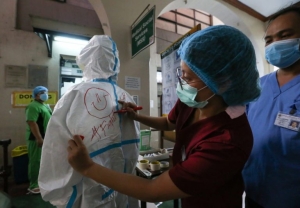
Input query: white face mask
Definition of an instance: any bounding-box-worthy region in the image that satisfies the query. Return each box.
[176,82,215,108]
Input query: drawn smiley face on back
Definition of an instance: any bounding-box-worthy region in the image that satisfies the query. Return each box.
[84,87,114,119]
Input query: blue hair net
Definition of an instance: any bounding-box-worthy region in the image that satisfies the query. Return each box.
[178,25,261,106]
[32,86,48,98]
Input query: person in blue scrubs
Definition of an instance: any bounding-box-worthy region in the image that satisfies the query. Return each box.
[242,5,300,208]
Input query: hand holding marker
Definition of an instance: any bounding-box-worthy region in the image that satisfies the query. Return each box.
[114,106,143,114]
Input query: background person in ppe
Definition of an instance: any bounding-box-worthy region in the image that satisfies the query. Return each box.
[67,25,261,208]
[38,35,140,208]
[26,86,52,194]
[242,5,300,208]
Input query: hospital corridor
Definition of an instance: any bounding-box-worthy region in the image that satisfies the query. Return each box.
[1,0,300,207]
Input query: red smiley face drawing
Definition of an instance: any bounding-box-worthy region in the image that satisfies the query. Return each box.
[84,87,114,119]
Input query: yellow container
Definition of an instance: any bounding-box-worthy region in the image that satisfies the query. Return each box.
[11,145,28,157]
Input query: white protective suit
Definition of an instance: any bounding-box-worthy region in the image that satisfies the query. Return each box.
[39,36,140,208]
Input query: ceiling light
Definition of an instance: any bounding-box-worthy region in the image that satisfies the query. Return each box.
[54,36,89,45]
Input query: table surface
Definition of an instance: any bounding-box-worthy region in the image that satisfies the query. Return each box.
[135,158,179,208]
[136,159,170,178]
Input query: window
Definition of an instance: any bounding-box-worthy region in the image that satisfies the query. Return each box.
[177,14,194,28]
[160,12,176,21]
[157,9,212,34]
[156,19,176,32]
[177,25,191,35]
[157,71,162,83]
[177,8,194,17]
[195,11,210,24]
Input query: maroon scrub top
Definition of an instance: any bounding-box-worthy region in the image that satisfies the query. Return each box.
[168,100,253,208]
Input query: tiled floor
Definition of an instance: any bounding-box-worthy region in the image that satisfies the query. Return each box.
[1,177,244,208]
[0,176,177,208]
[1,177,29,197]
[0,177,54,208]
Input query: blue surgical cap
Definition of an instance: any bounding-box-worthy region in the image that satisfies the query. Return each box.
[32,86,48,98]
[178,25,261,106]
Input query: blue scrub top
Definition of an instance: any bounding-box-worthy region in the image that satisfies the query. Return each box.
[243,71,300,208]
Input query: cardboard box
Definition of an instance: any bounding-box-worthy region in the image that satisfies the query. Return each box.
[140,130,151,151]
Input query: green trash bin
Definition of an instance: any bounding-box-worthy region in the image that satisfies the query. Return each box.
[11,146,29,184]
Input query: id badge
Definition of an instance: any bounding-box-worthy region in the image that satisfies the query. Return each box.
[274,112,300,132]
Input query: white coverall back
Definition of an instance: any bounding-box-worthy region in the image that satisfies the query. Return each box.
[38,36,140,208]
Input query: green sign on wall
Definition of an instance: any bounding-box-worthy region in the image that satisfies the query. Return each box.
[131,6,155,58]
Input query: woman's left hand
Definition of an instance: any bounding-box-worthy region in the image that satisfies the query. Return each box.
[67,135,94,175]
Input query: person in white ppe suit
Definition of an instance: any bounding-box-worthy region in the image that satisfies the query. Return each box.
[38,35,140,208]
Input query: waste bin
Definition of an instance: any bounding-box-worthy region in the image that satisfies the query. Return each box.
[11,146,29,184]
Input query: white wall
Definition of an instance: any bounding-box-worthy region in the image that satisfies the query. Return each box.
[212,16,224,25]
[0,0,50,164]
[0,0,86,165]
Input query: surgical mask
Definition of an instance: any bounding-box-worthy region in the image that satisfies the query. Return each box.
[40,93,49,102]
[265,38,300,68]
[176,82,214,108]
